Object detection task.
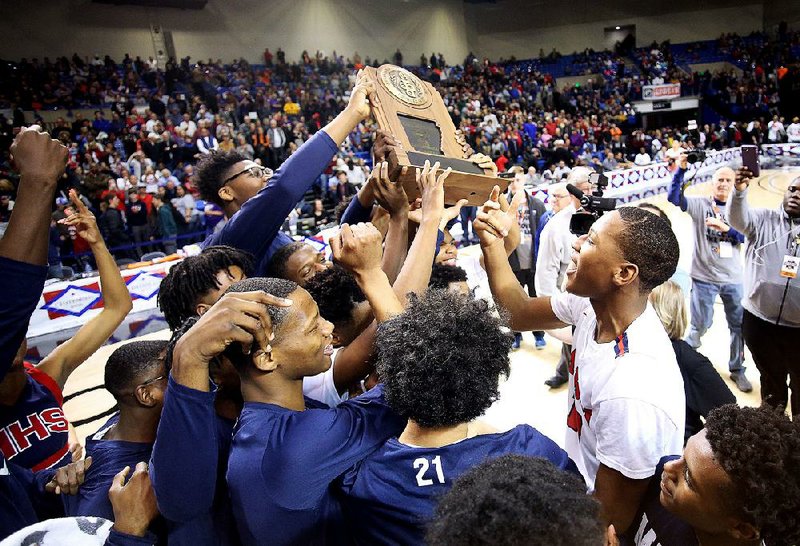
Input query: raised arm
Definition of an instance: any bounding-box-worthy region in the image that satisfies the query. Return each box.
[151,291,289,522]
[206,73,377,261]
[726,167,759,237]
[391,160,449,300]
[37,190,133,390]
[0,126,66,378]
[666,155,689,211]
[370,161,410,284]
[476,187,567,332]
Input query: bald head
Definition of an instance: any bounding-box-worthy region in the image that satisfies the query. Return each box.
[711,167,735,202]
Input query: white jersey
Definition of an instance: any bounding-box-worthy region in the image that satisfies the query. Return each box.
[457,253,493,304]
[550,293,685,491]
[303,348,349,408]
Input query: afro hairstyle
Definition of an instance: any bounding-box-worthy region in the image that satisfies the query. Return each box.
[375,288,511,428]
[616,206,679,292]
[194,149,250,207]
[158,245,254,331]
[304,264,366,328]
[428,263,469,291]
[427,455,604,546]
[104,340,168,401]
[704,404,800,545]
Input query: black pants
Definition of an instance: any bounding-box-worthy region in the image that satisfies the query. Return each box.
[513,269,544,340]
[742,309,799,416]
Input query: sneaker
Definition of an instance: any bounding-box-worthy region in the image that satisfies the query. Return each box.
[729,372,753,393]
[512,333,522,350]
[544,375,568,388]
[535,337,546,350]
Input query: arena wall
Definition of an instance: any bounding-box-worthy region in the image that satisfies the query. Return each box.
[0,0,469,65]
[470,4,765,60]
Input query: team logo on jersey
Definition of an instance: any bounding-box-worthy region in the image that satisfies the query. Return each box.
[613,332,629,358]
[0,409,69,460]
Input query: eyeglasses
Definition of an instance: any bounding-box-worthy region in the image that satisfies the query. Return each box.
[138,374,166,388]
[223,165,273,185]
[551,193,570,199]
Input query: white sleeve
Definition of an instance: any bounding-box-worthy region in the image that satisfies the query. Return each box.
[594,398,680,480]
[550,291,589,326]
[301,350,349,408]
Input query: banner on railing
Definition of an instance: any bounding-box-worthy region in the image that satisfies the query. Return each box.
[642,83,681,100]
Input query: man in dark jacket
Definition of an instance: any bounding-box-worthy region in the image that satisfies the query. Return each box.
[152,194,178,254]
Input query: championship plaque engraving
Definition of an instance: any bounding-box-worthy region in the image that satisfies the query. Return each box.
[365,64,506,205]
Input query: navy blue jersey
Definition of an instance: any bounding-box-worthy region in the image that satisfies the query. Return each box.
[336,424,580,545]
[64,415,153,521]
[226,385,405,546]
[151,376,240,546]
[202,130,338,274]
[620,456,698,546]
[0,364,71,471]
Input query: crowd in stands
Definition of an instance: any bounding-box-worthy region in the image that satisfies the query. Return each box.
[0,27,797,270]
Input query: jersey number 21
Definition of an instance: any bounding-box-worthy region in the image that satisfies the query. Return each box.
[413,455,445,487]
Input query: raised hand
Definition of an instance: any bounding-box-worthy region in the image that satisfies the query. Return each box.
[455,129,473,158]
[329,222,384,275]
[735,167,753,191]
[59,189,101,245]
[45,456,93,495]
[9,125,68,183]
[347,69,379,122]
[469,152,498,176]
[473,185,524,247]
[440,198,469,228]
[174,290,292,369]
[372,129,401,165]
[705,216,730,233]
[370,161,409,216]
[108,462,159,538]
[416,160,451,224]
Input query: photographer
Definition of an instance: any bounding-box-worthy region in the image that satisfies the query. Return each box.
[667,156,751,392]
[728,169,800,415]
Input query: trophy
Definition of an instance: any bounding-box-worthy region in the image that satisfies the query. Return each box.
[363,64,506,205]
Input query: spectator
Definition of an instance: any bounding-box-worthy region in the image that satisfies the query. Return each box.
[196,127,219,155]
[633,146,651,166]
[126,189,150,258]
[668,160,751,392]
[152,193,178,254]
[728,169,800,415]
[98,194,130,252]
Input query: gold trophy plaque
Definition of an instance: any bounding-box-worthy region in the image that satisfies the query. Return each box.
[364,64,505,205]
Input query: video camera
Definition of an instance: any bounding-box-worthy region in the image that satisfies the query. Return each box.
[568,172,618,236]
[686,150,706,164]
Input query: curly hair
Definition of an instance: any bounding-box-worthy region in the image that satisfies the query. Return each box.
[304,264,365,328]
[194,149,249,207]
[616,206,679,292]
[376,289,511,428]
[158,246,254,331]
[265,241,307,280]
[428,263,468,290]
[704,404,800,545]
[427,455,604,546]
[104,340,168,401]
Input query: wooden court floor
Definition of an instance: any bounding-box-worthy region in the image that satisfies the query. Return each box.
[58,168,797,446]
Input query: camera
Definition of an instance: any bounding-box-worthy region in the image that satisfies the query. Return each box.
[687,150,706,164]
[568,173,618,236]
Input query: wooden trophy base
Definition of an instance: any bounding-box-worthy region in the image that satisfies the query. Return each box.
[364,64,507,206]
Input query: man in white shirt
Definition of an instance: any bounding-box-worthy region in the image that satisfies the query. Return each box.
[634,147,651,166]
[787,116,800,143]
[767,115,785,143]
[196,127,219,155]
[179,113,197,139]
[476,196,684,537]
